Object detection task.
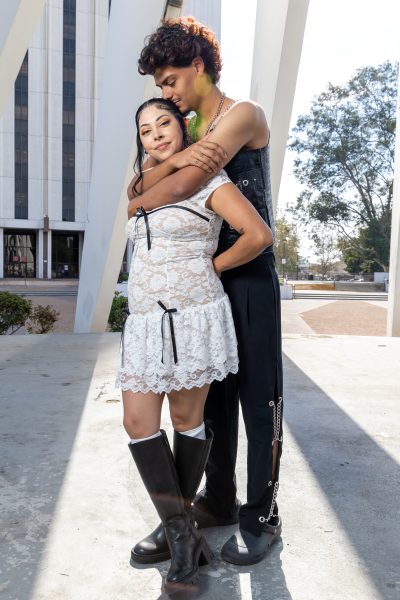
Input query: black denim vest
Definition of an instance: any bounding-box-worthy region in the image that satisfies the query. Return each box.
[218,145,275,255]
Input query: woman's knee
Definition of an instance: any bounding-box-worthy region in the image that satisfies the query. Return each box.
[169,406,202,432]
[123,413,158,439]
[168,388,208,431]
[122,391,163,439]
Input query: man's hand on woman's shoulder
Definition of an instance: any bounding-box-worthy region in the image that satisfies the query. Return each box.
[172,140,227,173]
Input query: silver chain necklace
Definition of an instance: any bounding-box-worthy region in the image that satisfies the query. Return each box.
[188,93,226,142]
[204,92,226,136]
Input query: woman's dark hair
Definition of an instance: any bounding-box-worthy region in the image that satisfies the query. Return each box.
[138,16,222,84]
[133,98,189,196]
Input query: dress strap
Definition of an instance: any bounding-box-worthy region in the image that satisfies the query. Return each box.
[158,300,178,364]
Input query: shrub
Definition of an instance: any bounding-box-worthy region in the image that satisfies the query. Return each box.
[108,292,129,332]
[0,292,32,334]
[26,305,59,334]
[0,291,59,335]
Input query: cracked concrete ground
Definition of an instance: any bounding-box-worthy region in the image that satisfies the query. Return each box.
[0,333,399,600]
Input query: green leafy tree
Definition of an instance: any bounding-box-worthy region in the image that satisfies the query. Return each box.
[108,292,129,332]
[338,220,391,274]
[311,227,340,278]
[289,61,397,272]
[274,217,300,277]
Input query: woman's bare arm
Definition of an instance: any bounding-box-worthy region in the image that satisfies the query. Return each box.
[127,101,268,217]
[206,182,273,275]
[127,140,227,199]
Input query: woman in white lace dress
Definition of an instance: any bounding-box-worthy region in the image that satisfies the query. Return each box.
[116,98,272,588]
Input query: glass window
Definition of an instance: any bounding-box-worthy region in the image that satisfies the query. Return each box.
[15,178,28,193]
[62,0,76,223]
[14,52,28,220]
[15,105,28,120]
[52,232,79,278]
[64,0,76,13]
[63,38,76,55]
[4,230,36,277]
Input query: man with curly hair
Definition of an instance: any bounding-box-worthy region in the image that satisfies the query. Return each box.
[127,16,283,567]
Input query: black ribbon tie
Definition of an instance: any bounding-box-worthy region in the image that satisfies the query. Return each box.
[136,206,151,250]
[158,300,178,364]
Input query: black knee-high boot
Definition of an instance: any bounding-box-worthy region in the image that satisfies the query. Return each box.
[130,427,213,565]
[128,430,213,584]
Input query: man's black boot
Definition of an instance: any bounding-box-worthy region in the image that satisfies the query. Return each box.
[221,517,282,565]
[192,490,241,529]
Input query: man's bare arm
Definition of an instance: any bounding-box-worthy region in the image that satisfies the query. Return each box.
[127,165,214,214]
[127,140,227,199]
[127,101,268,217]
[127,157,177,198]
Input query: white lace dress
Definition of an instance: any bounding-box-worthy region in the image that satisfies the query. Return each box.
[115,170,238,394]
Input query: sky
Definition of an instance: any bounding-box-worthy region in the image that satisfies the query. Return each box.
[220,0,400,259]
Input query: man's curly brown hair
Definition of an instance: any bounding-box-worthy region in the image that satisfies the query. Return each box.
[138,16,222,84]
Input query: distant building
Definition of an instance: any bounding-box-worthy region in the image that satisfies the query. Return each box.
[0,0,131,279]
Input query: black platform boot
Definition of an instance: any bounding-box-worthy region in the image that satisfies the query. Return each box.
[128,431,213,586]
[130,427,213,565]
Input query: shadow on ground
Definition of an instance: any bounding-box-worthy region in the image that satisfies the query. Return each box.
[283,353,400,600]
[0,334,103,600]
[130,535,292,600]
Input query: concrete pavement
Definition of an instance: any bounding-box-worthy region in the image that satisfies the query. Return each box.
[0,333,399,600]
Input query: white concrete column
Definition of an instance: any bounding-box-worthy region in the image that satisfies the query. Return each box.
[0,92,15,221]
[37,229,44,278]
[74,0,169,332]
[29,7,46,223]
[183,0,221,39]
[387,67,400,336]
[47,229,52,280]
[78,232,84,276]
[250,0,309,212]
[0,0,47,117]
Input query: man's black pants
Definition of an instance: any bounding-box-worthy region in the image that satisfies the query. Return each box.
[203,252,283,535]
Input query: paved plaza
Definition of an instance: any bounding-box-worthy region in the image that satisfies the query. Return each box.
[0,331,399,600]
[0,279,389,336]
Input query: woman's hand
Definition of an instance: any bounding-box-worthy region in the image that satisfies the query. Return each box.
[207,182,273,273]
[171,140,227,173]
[213,258,222,278]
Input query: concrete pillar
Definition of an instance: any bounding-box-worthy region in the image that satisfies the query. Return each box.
[183,0,221,38]
[47,229,52,280]
[387,67,400,336]
[0,0,47,117]
[78,232,84,277]
[37,229,44,279]
[250,0,309,212]
[74,0,169,332]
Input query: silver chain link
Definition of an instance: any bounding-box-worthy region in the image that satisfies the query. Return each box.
[264,396,283,521]
[267,481,280,521]
[269,396,283,441]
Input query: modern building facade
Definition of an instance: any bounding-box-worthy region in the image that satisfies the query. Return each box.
[0,0,112,279]
[0,0,218,281]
